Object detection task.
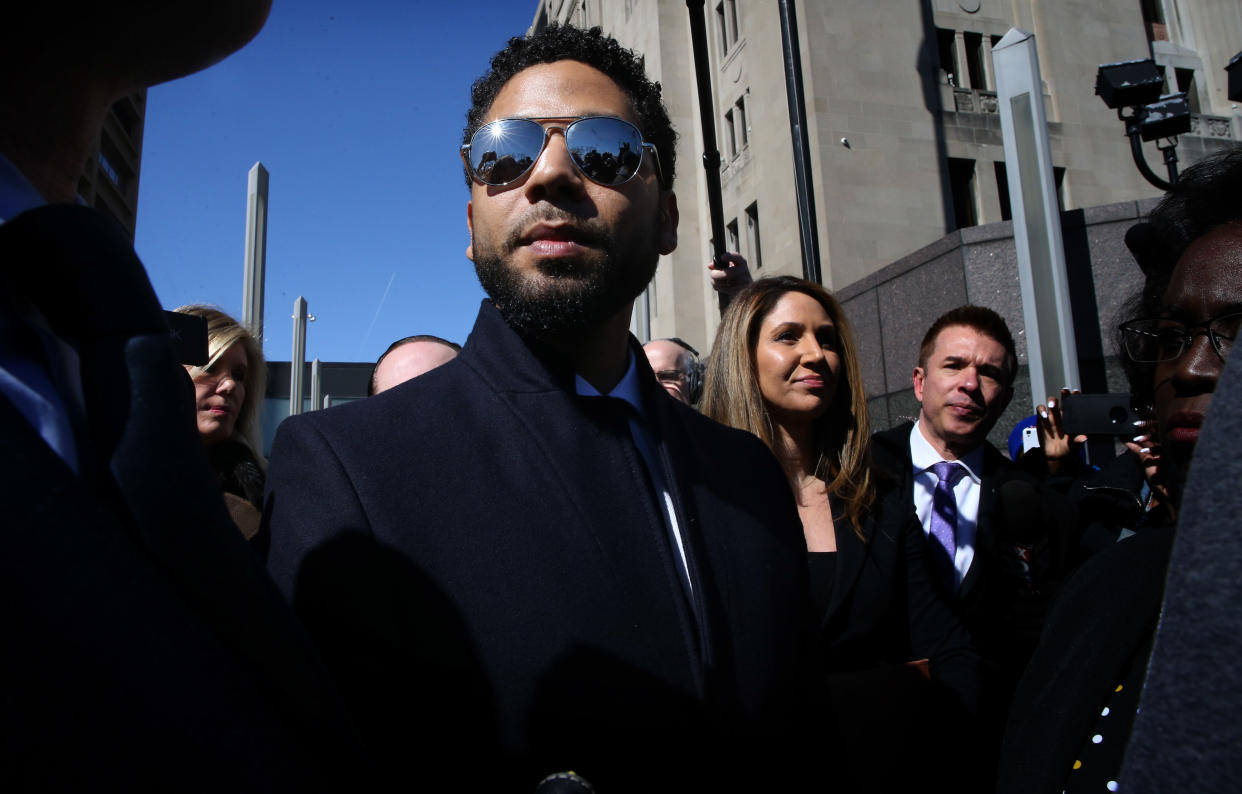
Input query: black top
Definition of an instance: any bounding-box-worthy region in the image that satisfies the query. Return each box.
[817,484,982,793]
[806,550,837,616]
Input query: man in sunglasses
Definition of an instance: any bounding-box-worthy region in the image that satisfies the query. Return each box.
[265,23,823,791]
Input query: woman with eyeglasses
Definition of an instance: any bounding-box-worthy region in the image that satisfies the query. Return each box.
[999,146,1242,794]
[701,275,980,792]
[175,305,267,540]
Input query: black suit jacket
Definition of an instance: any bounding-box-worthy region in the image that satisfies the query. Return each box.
[0,206,363,791]
[821,487,978,695]
[871,422,1056,668]
[264,301,824,791]
[819,485,981,791]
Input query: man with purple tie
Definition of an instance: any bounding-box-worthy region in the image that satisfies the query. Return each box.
[871,305,1058,788]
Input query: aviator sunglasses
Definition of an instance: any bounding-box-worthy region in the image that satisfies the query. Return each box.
[461,115,664,187]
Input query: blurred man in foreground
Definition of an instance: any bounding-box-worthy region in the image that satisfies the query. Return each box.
[0,3,363,788]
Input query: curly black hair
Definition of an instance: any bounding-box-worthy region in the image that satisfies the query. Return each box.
[462,25,676,189]
[1119,145,1242,403]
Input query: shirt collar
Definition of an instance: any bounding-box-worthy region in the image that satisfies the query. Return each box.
[0,152,46,223]
[910,420,984,483]
[574,349,645,418]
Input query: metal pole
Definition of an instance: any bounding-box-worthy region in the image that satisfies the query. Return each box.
[685,0,728,270]
[242,162,269,342]
[310,358,322,413]
[778,0,823,284]
[1127,131,1175,191]
[290,297,307,416]
[993,28,1080,406]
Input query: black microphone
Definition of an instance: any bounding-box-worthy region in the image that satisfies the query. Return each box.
[535,771,597,794]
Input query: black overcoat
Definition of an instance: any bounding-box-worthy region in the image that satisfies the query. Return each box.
[0,206,364,792]
[264,301,824,791]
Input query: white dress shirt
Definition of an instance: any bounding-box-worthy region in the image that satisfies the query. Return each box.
[909,420,985,591]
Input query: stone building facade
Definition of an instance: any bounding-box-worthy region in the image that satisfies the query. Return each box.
[77,91,147,240]
[530,0,1242,367]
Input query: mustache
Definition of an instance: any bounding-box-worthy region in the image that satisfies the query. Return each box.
[501,206,610,252]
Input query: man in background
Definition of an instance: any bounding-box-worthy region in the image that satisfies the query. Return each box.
[368,334,460,395]
[871,306,1066,786]
[643,336,701,405]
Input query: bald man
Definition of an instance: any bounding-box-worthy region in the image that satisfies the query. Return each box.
[369,335,461,395]
[643,338,700,405]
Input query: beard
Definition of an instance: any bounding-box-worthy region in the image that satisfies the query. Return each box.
[473,206,660,341]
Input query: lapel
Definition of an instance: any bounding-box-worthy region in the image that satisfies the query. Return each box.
[461,303,706,693]
[0,204,360,749]
[959,442,1005,601]
[822,494,869,628]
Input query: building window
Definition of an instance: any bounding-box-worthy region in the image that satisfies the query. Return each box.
[735,94,749,150]
[1174,67,1201,114]
[937,28,999,91]
[936,27,957,85]
[995,160,1065,222]
[745,202,762,269]
[964,32,988,90]
[994,161,1012,222]
[716,0,739,55]
[727,218,740,253]
[98,151,122,188]
[948,158,978,230]
[1141,0,1168,41]
[724,94,748,160]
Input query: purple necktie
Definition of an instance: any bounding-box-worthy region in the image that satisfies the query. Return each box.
[930,461,967,587]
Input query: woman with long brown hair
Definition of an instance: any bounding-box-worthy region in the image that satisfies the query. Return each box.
[702,275,978,790]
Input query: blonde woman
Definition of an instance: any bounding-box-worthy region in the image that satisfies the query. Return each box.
[702,275,978,791]
[175,305,266,539]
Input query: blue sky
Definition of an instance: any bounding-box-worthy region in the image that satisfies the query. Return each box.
[136,1,538,364]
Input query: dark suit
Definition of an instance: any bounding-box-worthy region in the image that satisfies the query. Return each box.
[819,485,981,791]
[872,421,1067,788]
[0,206,364,792]
[264,301,824,791]
[871,422,1058,670]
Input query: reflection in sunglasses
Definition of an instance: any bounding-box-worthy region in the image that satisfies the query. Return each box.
[462,116,662,187]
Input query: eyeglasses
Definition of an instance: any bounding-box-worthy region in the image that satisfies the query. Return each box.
[654,369,687,386]
[461,116,663,187]
[1118,311,1242,364]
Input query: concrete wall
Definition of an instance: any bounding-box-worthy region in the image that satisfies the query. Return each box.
[837,197,1160,452]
